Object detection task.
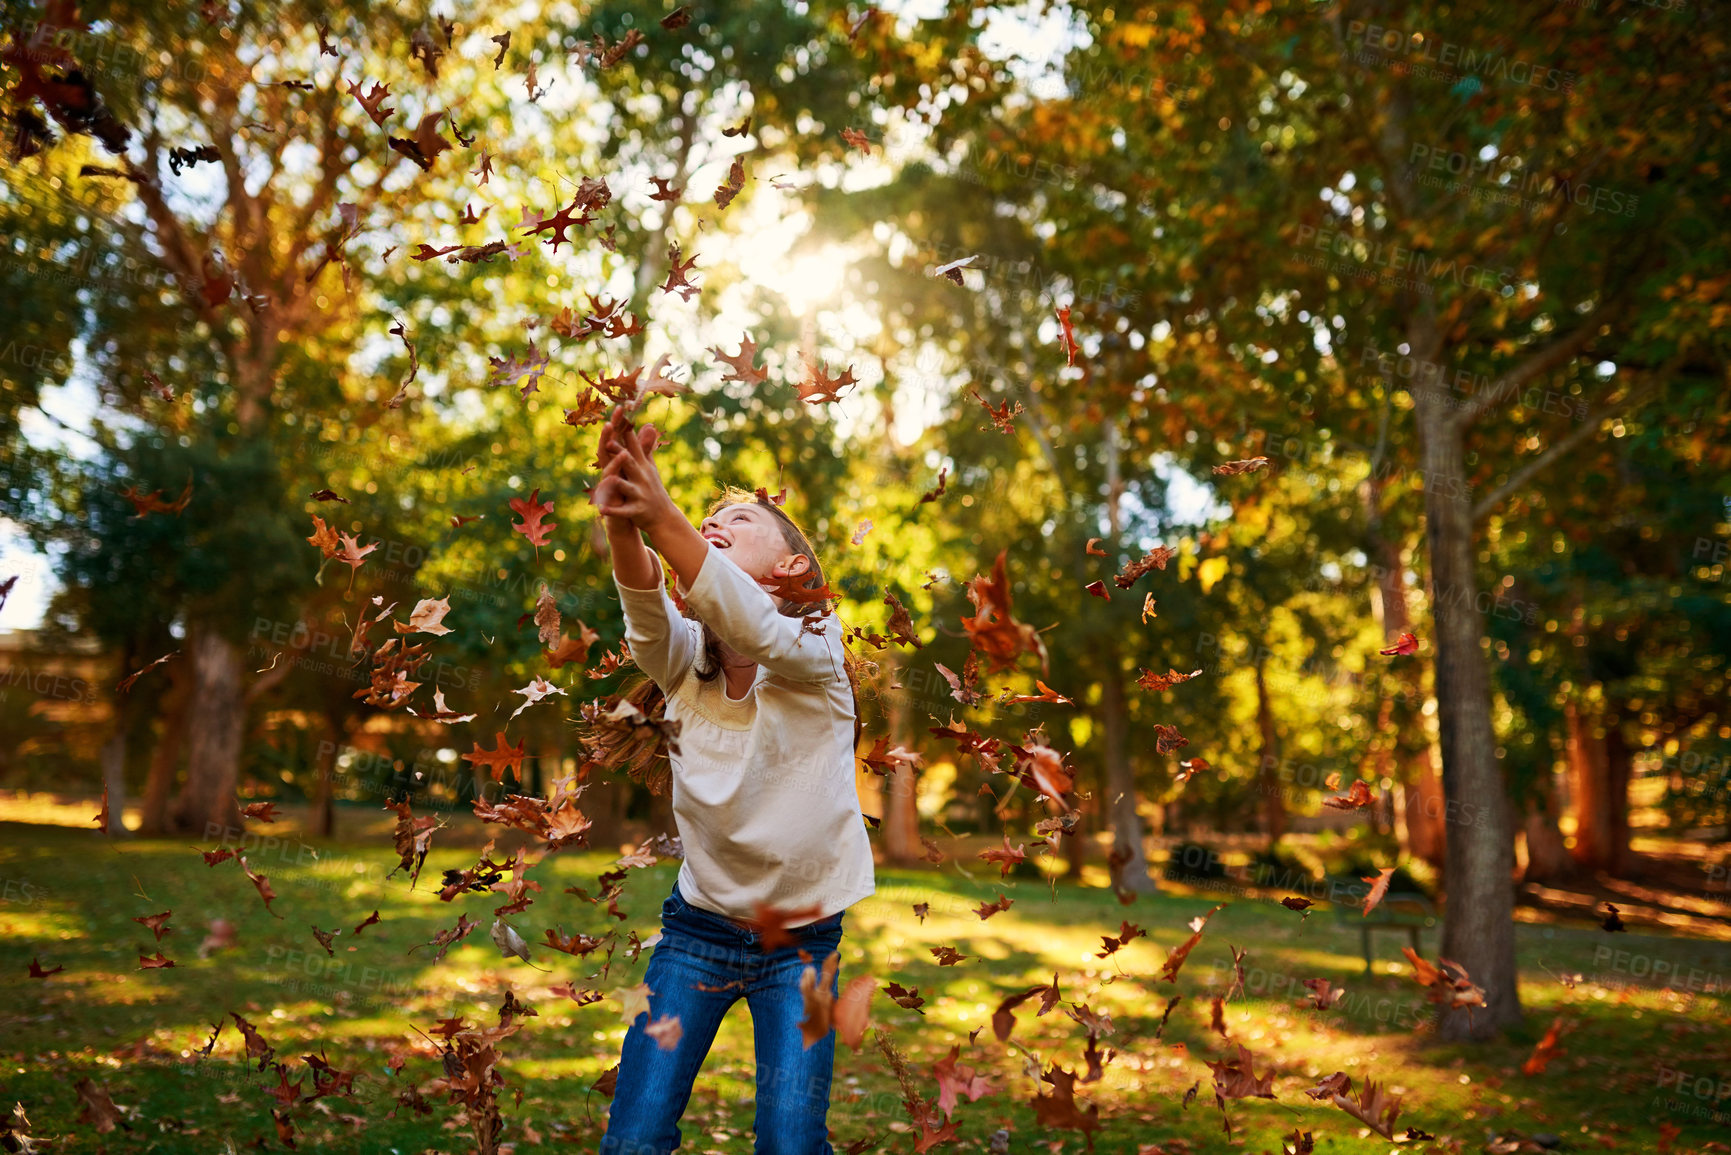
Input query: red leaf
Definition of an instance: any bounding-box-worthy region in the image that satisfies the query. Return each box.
[1159,903,1226,983]
[239,856,283,918]
[1321,780,1377,810]
[976,832,1027,878]
[132,911,173,941]
[508,488,556,555]
[1055,304,1079,366]
[1360,868,1396,918]
[462,732,528,783]
[931,1044,996,1118]
[1379,631,1418,657]
[742,900,827,952]
[1522,1016,1570,1075]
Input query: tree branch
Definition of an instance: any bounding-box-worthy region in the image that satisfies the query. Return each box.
[1445,321,1603,433]
[1470,376,1668,525]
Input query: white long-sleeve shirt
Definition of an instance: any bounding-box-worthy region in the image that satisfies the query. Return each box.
[611,538,877,922]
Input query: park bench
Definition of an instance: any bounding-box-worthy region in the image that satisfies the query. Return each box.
[1325,875,1438,975]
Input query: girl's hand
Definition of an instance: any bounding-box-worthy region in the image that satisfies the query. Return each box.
[592,407,679,532]
[593,407,660,525]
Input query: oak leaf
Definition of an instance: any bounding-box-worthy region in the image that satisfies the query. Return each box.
[508,488,556,555]
[463,732,528,782]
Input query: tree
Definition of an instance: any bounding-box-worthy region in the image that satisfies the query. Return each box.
[960,0,1730,1040]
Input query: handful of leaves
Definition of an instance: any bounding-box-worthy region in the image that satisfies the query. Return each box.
[573,690,682,797]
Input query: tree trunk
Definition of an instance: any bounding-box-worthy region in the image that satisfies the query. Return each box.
[168,624,246,838]
[1095,417,1153,888]
[880,654,924,865]
[1403,748,1448,867]
[137,661,189,836]
[580,751,629,850]
[1568,699,1632,875]
[1101,637,1155,889]
[1419,403,1523,1039]
[1605,719,1633,873]
[1366,518,1447,866]
[310,712,341,839]
[99,721,128,837]
[1522,765,1576,883]
[533,730,558,799]
[1253,658,1286,846]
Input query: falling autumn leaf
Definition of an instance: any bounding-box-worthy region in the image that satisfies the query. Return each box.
[1151,723,1190,755]
[333,531,378,593]
[74,1078,126,1133]
[835,975,877,1049]
[960,549,1049,676]
[1174,756,1212,784]
[616,981,653,1026]
[1360,868,1397,918]
[117,650,177,693]
[1159,904,1226,983]
[508,488,557,556]
[1331,1078,1402,1139]
[509,675,568,720]
[132,911,173,941]
[400,596,455,636]
[1522,1016,1570,1075]
[934,254,978,284]
[1322,780,1377,810]
[1115,544,1178,590]
[1401,946,1488,1009]
[932,1044,996,1117]
[1380,631,1419,657]
[1206,1042,1276,1100]
[710,334,769,385]
[1055,304,1079,365]
[977,832,1027,878]
[796,358,859,405]
[239,855,282,918]
[1137,668,1202,692]
[407,687,478,724]
[735,901,826,952]
[796,950,843,1047]
[644,1013,684,1050]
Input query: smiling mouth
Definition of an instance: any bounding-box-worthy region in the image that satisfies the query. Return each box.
[703,533,731,549]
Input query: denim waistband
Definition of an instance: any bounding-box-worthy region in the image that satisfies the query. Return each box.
[668,879,844,944]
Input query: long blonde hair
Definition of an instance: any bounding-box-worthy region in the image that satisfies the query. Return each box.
[576,486,865,795]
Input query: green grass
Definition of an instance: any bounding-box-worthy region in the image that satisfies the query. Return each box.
[2,820,1729,1154]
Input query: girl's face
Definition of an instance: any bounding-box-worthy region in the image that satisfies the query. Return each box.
[696,502,812,592]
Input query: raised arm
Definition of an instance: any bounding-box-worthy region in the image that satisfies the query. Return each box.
[595,409,697,693]
[608,521,699,695]
[590,405,843,686]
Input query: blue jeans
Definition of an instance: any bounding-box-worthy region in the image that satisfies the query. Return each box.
[599,879,846,1155]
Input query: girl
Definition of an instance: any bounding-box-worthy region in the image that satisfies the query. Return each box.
[589,404,876,1155]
